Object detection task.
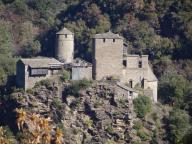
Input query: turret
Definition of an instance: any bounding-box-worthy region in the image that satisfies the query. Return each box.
[55,27,74,63]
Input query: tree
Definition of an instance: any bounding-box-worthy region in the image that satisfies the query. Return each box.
[0,22,15,86]
[159,74,190,106]
[21,40,41,57]
[133,96,152,118]
[169,108,191,143]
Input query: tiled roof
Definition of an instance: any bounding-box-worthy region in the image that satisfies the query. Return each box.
[20,57,63,68]
[56,27,73,35]
[94,31,123,39]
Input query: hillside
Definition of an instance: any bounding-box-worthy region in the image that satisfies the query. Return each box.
[0,0,192,144]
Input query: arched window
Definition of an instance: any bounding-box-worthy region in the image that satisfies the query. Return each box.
[103,38,106,42]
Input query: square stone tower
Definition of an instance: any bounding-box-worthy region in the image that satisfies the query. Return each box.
[92,31,124,80]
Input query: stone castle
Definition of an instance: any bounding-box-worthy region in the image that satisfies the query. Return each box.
[16,27,158,102]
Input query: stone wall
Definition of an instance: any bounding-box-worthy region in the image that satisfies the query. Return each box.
[125,55,148,69]
[24,67,59,90]
[93,38,123,80]
[72,66,92,80]
[115,85,138,100]
[122,68,148,87]
[147,81,158,102]
[122,55,158,102]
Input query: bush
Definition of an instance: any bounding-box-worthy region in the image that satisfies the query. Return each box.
[53,98,62,109]
[83,116,93,128]
[133,96,152,118]
[35,79,51,89]
[26,88,34,94]
[105,125,114,134]
[59,70,70,82]
[66,79,92,96]
[133,120,143,130]
[137,130,150,141]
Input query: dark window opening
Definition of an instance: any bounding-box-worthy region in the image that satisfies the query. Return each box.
[113,39,115,42]
[65,34,67,38]
[129,91,133,96]
[103,38,106,42]
[123,60,127,67]
[129,80,133,88]
[138,60,142,68]
[141,79,144,88]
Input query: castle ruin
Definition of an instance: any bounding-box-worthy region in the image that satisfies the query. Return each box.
[16,27,158,102]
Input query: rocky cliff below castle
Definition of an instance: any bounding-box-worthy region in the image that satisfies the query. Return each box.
[0,79,169,144]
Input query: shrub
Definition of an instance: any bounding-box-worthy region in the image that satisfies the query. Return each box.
[83,116,93,128]
[77,78,92,89]
[26,88,34,94]
[35,79,51,89]
[66,79,92,96]
[133,96,152,118]
[133,120,143,130]
[137,130,150,141]
[105,125,114,134]
[53,98,62,109]
[59,70,70,82]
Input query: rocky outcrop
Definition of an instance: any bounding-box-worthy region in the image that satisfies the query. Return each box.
[12,81,134,143]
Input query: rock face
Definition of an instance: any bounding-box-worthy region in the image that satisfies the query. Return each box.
[13,81,134,143]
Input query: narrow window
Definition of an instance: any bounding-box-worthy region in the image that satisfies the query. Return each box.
[103,38,106,42]
[138,60,142,68]
[129,91,133,96]
[129,80,133,88]
[65,34,67,38]
[113,39,115,42]
[123,60,127,67]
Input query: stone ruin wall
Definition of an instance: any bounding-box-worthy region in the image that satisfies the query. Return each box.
[93,38,123,80]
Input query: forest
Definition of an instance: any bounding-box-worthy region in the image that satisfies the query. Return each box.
[0,0,192,143]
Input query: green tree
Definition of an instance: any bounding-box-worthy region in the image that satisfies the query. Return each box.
[0,22,15,86]
[169,108,191,143]
[21,40,41,57]
[133,96,152,118]
[159,74,190,106]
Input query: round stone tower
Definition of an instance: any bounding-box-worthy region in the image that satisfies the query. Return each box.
[55,27,74,63]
